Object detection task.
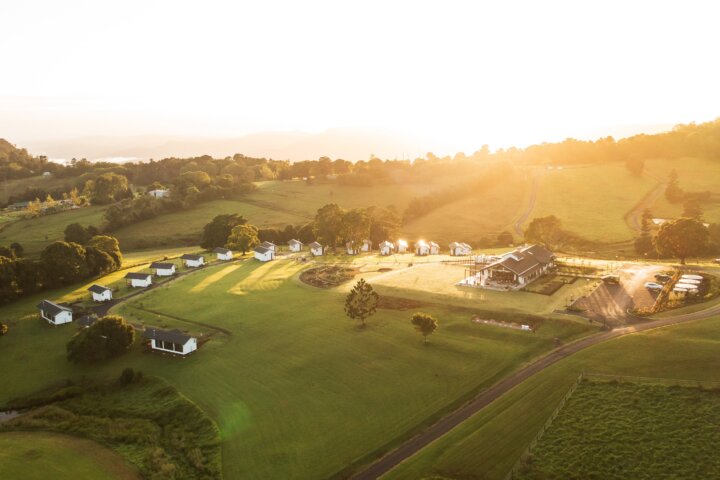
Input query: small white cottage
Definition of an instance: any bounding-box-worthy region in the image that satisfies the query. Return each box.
[88,284,112,302]
[449,242,473,256]
[213,247,233,261]
[309,241,324,256]
[429,241,440,255]
[288,239,303,252]
[147,189,169,198]
[37,300,72,325]
[362,239,372,252]
[125,272,152,288]
[346,241,359,255]
[181,254,205,268]
[150,262,176,276]
[254,246,275,262]
[143,328,197,355]
[260,241,277,252]
[415,240,430,256]
[396,240,408,253]
[379,240,394,256]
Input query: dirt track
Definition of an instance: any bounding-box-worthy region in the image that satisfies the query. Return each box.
[350,299,720,480]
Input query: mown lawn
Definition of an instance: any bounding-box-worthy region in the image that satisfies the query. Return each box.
[0,256,595,479]
[513,379,720,480]
[385,314,720,480]
[0,431,140,480]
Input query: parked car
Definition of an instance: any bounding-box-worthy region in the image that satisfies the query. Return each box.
[644,282,664,291]
[654,274,671,282]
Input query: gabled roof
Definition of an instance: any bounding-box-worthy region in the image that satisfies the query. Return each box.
[125,272,152,280]
[150,262,175,269]
[288,239,303,245]
[429,241,439,248]
[36,300,71,316]
[260,241,276,249]
[213,247,232,255]
[77,314,98,327]
[254,246,271,254]
[449,241,472,249]
[181,254,204,261]
[379,240,394,247]
[486,244,555,276]
[415,240,428,247]
[309,241,323,248]
[143,327,193,345]
[88,284,110,294]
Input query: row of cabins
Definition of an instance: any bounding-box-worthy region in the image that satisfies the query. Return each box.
[36,299,198,355]
[255,239,474,260]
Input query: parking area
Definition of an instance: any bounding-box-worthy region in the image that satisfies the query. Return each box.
[575,263,668,326]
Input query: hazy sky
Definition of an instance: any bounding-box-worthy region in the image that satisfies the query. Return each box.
[2,0,720,154]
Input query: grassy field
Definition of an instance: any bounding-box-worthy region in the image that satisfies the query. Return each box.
[530,164,657,242]
[0,432,140,480]
[385,313,720,480]
[0,174,76,204]
[0,206,106,255]
[0,255,595,479]
[513,378,720,480]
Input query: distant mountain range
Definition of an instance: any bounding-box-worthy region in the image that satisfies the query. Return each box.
[20,128,446,163]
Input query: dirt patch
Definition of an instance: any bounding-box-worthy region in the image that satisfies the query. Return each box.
[378,267,393,273]
[300,265,359,288]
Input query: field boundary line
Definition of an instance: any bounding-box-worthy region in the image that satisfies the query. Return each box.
[504,373,584,480]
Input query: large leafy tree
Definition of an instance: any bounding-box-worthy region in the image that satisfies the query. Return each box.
[634,208,655,255]
[226,224,260,254]
[201,214,247,249]
[64,222,99,244]
[665,169,684,203]
[87,173,131,205]
[524,215,564,248]
[40,241,89,288]
[411,312,438,344]
[341,208,371,252]
[87,235,123,267]
[344,278,379,328]
[67,315,135,363]
[314,203,345,249]
[367,206,401,246]
[654,218,709,264]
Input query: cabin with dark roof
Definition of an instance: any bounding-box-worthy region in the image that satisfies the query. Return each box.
[143,328,197,355]
[125,272,152,288]
[88,284,112,302]
[181,254,205,268]
[150,262,176,276]
[213,247,233,261]
[379,240,394,255]
[37,300,73,325]
[254,245,275,262]
[309,241,324,256]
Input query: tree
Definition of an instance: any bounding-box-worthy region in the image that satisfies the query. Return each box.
[226,224,259,254]
[665,169,684,203]
[200,214,247,249]
[40,241,89,287]
[87,235,123,267]
[314,203,345,249]
[524,216,564,248]
[654,218,709,264]
[64,222,99,244]
[635,208,655,255]
[88,173,131,204]
[26,197,41,218]
[496,230,514,247]
[340,208,370,252]
[68,187,81,206]
[0,256,17,304]
[344,278,379,328]
[9,242,24,258]
[682,197,703,220]
[67,315,135,363]
[411,312,438,344]
[367,206,401,246]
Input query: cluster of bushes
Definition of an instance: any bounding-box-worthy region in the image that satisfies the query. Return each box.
[67,315,135,363]
[0,236,122,305]
[0,374,222,480]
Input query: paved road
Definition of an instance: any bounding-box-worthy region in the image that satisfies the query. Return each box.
[513,174,539,238]
[351,300,720,480]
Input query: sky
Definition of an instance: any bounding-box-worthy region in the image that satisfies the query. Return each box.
[2,0,720,157]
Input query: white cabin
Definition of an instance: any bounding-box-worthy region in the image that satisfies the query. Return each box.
[288,239,303,252]
[429,241,440,255]
[143,328,197,355]
[181,254,205,268]
[126,272,152,288]
[254,246,275,262]
[449,242,472,256]
[379,240,394,256]
[88,284,112,302]
[150,262,176,276]
[346,241,360,255]
[213,247,233,261]
[309,242,324,256]
[396,240,408,253]
[260,241,277,252]
[148,189,169,198]
[37,300,72,325]
[415,240,430,256]
[361,239,372,252]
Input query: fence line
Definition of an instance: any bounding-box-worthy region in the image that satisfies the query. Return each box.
[504,372,584,480]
